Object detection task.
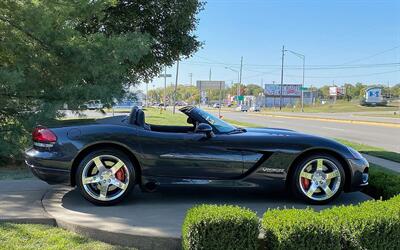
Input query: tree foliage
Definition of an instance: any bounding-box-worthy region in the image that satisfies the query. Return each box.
[0,0,203,161]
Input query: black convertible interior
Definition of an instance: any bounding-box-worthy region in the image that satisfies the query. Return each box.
[128,106,195,133]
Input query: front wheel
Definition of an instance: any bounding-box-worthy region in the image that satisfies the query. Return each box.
[291,153,345,205]
[76,149,136,206]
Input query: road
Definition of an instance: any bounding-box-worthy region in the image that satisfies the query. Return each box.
[215,111,400,153]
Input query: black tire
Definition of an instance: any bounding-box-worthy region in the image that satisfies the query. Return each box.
[290,153,345,205]
[76,148,136,206]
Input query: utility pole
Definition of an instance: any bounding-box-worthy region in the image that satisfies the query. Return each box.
[164,66,167,110]
[189,73,193,86]
[209,68,212,81]
[218,81,222,118]
[173,60,180,114]
[145,82,149,107]
[239,56,243,104]
[279,46,285,110]
[159,67,172,110]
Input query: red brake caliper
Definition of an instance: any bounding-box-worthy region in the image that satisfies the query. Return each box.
[115,168,125,181]
[301,177,310,190]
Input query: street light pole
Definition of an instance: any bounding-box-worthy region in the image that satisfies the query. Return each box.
[285,49,305,112]
[225,66,240,105]
[279,46,285,110]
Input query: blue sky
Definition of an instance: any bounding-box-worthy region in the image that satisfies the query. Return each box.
[142,0,400,91]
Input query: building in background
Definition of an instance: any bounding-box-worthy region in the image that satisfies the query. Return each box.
[264,84,301,107]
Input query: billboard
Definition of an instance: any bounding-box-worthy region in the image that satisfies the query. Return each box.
[196,81,225,90]
[264,84,301,96]
[329,86,345,96]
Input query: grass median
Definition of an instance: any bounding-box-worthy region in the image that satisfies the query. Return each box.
[0,223,133,250]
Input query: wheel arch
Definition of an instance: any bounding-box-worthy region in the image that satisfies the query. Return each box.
[70,142,142,187]
[286,148,352,192]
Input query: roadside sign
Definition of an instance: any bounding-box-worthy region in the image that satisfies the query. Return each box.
[159,74,172,78]
[300,87,308,90]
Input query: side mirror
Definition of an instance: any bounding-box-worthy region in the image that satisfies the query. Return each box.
[195,123,214,138]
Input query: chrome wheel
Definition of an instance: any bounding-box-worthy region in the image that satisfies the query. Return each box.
[81,154,130,202]
[298,158,341,201]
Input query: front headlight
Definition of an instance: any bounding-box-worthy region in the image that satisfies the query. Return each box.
[347,146,364,160]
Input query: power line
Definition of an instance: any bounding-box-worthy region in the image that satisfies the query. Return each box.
[338,45,400,65]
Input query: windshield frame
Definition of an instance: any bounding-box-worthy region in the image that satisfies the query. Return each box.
[181,106,237,134]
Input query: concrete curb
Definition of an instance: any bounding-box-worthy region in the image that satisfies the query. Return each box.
[54,218,181,250]
[249,113,400,128]
[42,188,181,250]
[0,217,56,226]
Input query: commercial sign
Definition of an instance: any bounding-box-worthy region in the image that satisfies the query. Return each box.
[196,81,225,90]
[264,84,301,96]
[365,87,383,103]
[329,86,345,96]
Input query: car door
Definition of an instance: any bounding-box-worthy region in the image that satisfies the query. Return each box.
[137,129,244,179]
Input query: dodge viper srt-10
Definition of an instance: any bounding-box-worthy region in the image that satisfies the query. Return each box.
[25,106,369,206]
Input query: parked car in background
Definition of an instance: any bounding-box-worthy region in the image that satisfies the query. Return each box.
[235,105,248,112]
[250,106,261,112]
[80,100,104,110]
[212,103,220,108]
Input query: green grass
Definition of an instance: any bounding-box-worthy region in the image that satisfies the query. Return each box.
[336,138,400,163]
[0,165,33,180]
[0,223,133,250]
[223,118,262,128]
[354,112,400,118]
[259,100,399,113]
[144,107,188,125]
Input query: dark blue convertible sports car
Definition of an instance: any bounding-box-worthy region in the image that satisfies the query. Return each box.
[25,106,369,205]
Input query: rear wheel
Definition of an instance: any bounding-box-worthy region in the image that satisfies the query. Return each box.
[76,149,135,206]
[291,153,345,204]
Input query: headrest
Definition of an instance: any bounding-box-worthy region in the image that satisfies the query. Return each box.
[129,106,139,125]
[135,109,145,127]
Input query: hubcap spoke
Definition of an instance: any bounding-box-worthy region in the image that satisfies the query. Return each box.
[300,172,313,180]
[99,184,109,200]
[93,156,107,173]
[316,159,324,171]
[321,184,334,198]
[306,182,319,197]
[111,179,128,190]
[82,175,101,185]
[110,160,125,174]
[325,170,339,180]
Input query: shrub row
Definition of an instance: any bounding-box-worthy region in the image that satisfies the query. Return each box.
[363,163,400,200]
[262,195,400,250]
[182,166,400,250]
[182,204,259,250]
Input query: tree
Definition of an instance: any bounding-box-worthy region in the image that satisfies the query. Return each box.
[0,0,203,161]
[243,84,263,96]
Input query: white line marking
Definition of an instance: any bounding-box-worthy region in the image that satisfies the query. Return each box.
[321,126,346,131]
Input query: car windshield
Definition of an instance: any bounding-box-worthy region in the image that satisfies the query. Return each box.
[195,108,237,133]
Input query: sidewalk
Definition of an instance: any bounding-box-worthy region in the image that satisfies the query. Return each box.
[362,154,400,173]
[0,179,54,225]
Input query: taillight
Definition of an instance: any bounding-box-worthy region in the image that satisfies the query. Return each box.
[32,126,57,143]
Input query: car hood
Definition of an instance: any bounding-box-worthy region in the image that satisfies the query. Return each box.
[244,127,300,136]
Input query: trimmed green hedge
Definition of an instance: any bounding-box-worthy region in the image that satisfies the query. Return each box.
[364,164,400,200]
[182,166,400,250]
[182,204,259,250]
[262,196,400,249]
[262,208,341,250]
